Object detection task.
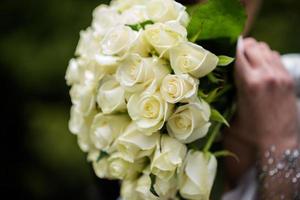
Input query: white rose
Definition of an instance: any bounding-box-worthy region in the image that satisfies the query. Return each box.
[70,84,96,116]
[92,156,112,179]
[77,131,93,153]
[65,58,82,86]
[107,153,146,180]
[69,106,96,152]
[144,21,187,57]
[167,101,211,144]
[127,91,174,133]
[92,5,120,36]
[90,113,130,151]
[116,123,159,162]
[94,54,119,72]
[111,0,147,12]
[108,154,132,179]
[160,74,199,103]
[122,5,149,25]
[116,54,170,93]
[97,76,127,114]
[151,135,187,180]
[66,58,111,87]
[79,59,105,85]
[74,28,120,69]
[146,0,189,26]
[101,25,139,57]
[77,116,97,152]
[154,176,178,199]
[179,151,217,200]
[136,174,159,200]
[169,41,219,78]
[121,180,140,200]
[87,147,100,162]
[69,106,86,135]
[75,28,102,59]
[69,60,105,116]
[173,1,190,27]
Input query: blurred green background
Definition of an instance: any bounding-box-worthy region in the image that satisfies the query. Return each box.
[0,0,299,199]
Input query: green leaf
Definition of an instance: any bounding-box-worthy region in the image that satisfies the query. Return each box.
[218,55,235,66]
[203,107,234,152]
[198,90,208,99]
[205,87,221,103]
[126,20,154,31]
[149,174,159,197]
[214,150,239,162]
[187,0,246,42]
[96,151,109,162]
[210,108,229,127]
[207,73,222,83]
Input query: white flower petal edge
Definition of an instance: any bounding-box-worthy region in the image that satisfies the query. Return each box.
[127,91,174,133]
[151,135,187,180]
[97,76,127,114]
[65,58,82,86]
[122,5,149,25]
[92,5,121,36]
[146,0,178,23]
[101,25,140,57]
[116,54,170,93]
[179,151,217,200]
[136,173,159,200]
[144,21,187,57]
[116,123,159,162]
[161,73,199,103]
[69,107,97,152]
[90,113,130,151]
[121,179,140,200]
[167,100,211,143]
[111,0,147,12]
[75,28,102,59]
[170,41,219,78]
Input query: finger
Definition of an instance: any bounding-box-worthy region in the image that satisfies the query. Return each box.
[244,41,266,67]
[235,38,252,83]
[236,38,251,72]
[272,51,289,74]
[258,42,273,63]
[243,37,257,47]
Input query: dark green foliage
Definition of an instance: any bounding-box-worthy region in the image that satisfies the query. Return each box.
[187,0,246,42]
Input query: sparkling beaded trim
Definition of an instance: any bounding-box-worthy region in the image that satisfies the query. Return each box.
[258,145,300,200]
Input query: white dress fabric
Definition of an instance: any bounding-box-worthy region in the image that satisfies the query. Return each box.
[282,54,300,96]
[222,54,300,200]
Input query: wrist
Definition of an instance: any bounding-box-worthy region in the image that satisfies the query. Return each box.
[257,133,299,156]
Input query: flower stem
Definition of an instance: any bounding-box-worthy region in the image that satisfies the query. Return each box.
[203,105,235,152]
[203,122,222,152]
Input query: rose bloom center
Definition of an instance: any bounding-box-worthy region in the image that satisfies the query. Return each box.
[167,79,179,98]
[174,114,191,131]
[141,98,160,119]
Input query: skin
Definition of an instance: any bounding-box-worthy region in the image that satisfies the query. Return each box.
[224,38,299,188]
[223,1,300,198]
[183,0,299,197]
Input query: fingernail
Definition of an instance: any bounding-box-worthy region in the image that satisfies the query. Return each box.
[237,36,244,53]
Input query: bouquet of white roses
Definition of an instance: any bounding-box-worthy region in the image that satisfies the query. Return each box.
[66,0,246,199]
